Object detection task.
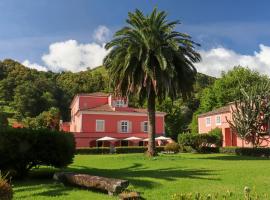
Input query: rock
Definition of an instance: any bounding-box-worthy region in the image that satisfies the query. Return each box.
[119,191,141,200]
[53,172,129,195]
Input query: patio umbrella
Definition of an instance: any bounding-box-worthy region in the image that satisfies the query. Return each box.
[96,136,118,148]
[96,136,118,141]
[123,136,142,146]
[123,136,142,141]
[155,136,171,140]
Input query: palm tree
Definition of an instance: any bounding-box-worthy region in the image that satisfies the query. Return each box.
[103,8,201,156]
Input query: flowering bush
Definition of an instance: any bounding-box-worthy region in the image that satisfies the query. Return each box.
[171,186,268,200]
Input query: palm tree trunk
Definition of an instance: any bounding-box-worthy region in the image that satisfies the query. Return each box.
[146,89,157,157]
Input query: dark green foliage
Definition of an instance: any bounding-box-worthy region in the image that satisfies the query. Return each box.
[178,133,202,150]
[178,130,222,151]
[220,147,270,157]
[164,142,180,153]
[207,128,223,147]
[23,107,60,130]
[0,128,75,178]
[180,145,196,153]
[0,59,109,121]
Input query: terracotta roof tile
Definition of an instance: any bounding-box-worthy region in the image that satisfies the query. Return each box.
[80,104,166,115]
[198,105,231,117]
[77,92,110,97]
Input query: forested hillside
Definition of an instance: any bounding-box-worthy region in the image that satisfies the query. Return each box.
[0,59,215,138]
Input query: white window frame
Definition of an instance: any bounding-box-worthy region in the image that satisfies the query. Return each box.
[206,117,211,127]
[96,120,105,132]
[120,120,129,133]
[115,100,126,107]
[143,121,148,132]
[216,115,221,125]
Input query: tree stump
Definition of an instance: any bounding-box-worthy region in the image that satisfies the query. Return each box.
[53,172,129,195]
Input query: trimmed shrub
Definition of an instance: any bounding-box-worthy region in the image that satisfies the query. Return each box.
[181,146,196,153]
[116,146,165,154]
[197,146,220,153]
[0,173,13,200]
[164,143,180,153]
[76,147,110,154]
[178,133,200,150]
[116,147,147,154]
[178,129,222,152]
[219,147,238,154]
[76,146,165,154]
[220,147,270,157]
[0,128,75,178]
[206,128,223,147]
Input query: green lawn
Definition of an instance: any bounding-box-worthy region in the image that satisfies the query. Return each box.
[13,153,270,200]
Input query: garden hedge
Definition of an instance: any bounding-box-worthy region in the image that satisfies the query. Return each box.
[76,146,165,154]
[76,147,110,154]
[0,128,75,178]
[220,147,270,157]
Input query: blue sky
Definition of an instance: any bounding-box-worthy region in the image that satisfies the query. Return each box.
[1,0,270,76]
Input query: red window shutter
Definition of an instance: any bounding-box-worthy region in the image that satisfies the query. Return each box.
[117,121,121,132]
[129,121,132,133]
[140,122,144,132]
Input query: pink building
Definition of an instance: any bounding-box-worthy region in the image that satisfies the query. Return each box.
[198,103,270,147]
[61,92,166,148]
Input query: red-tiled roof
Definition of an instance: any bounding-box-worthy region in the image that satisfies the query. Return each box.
[81,92,110,97]
[198,105,231,117]
[70,92,110,108]
[80,104,166,115]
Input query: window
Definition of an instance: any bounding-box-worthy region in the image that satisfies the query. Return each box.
[143,121,148,132]
[96,120,105,132]
[115,100,125,107]
[216,115,221,125]
[121,121,129,133]
[206,117,211,127]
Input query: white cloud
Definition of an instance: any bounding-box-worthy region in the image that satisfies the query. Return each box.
[195,44,270,77]
[22,60,47,71]
[20,26,111,72]
[41,40,109,72]
[92,25,111,43]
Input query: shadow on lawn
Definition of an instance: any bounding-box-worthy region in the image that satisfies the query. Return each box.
[66,162,220,188]
[14,162,219,198]
[13,179,72,199]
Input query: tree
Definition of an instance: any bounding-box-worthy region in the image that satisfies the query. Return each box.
[103,8,201,156]
[227,82,270,147]
[156,98,193,140]
[190,66,269,133]
[23,107,60,130]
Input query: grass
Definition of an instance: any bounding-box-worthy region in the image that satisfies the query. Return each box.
[12,153,270,200]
